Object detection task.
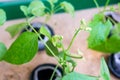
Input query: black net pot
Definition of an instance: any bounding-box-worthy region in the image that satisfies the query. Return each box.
[108,52,120,78]
[105,11,120,24]
[30,64,63,80]
[104,11,120,38]
[22,22,54,51]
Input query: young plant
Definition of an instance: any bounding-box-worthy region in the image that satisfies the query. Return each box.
[0,0,111,80]
[42,20,111,80]
[62,57,110,80]
[87,0,120,53]
[87,0,120,78]
[3,0,74,64]
[5,0,74,38]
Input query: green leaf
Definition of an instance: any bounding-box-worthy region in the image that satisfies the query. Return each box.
[88,20,112,53]
[51,35,63,48]
[60,1,74,16]
[28,0,45,16]
[62,72,98,80]
[58,51,76,67]
[112,23,120,34]
[102,23,120,52]
[100,57,110,80]
[20,5,28,16]
[0,9,6,26]
[47,0,58,3]
[0,42,7,61]
[32,7,45,16]
[118,3,120,11]
[3,32,38,65]
[66,58,76,68]
[5,22,27,38]
[45,40,59,56]
[89,13,104,28]
[40,25,51,39]
[105,34,120,52]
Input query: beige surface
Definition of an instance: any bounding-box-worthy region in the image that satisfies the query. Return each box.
[0,7,119,80]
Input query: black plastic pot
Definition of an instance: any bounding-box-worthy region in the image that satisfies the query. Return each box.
[22,22,54,51]
[108,52,120,78]
[30,64,63,80]
[105,12,120,38]
[105,11,120,24]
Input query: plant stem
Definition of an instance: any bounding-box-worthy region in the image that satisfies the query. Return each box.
[50,64,59,80]
[46,7,51,12]
[71,66,75,72]
[63,63,66,76]
[62,28,82,75]
[67,28,81,51]
[54,7,63,13]
[93,0,100,9]
[104,0,110,11]
[49,2,54,15]
[60,44,67,75]
[65,52,83,59]
[106,16,117,25]
[54,4,62,13]
[26,20,59,61]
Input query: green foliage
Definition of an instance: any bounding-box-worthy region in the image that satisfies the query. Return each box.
[40,26,52,39]
[105,23,120,52]
[0,9,6,26]
[60,1,75,16]
[89,13,105,28]
[62,72,98,80]
[20,6,28,16]
[5,22,27,38]
[20,0,74,19]
[112,23,120,34]
[0,42,7,61]
[45,40,59,56]
[88,20,112,53]
[87,0,120,53]
[3,32,38,64]
[20,0,46,17]
[100,57,110,80]
[48,0,58,4]
[29,0,46,16]
[1,0,111,80]
[4,0,75,65]
[51,35,63,48]
[61,57,110,80]
[105,34,120,52]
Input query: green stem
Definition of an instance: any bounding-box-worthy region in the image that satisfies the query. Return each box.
[93,0,100,9]
[49,2,54,15]
[67,28,81,51]
[90,75,100,79]
[104,0,110,11]
[54,4,62,13]
[26,20,59,61]
[62,62,66,76]
[66,52,83,59]
[46,7,51,12]
[71,66,75,72]
[50,64,59,80]
[54,7,63,13]
[61,43,67,75]
[63,54,67,75]
[54,4,61,10]
[106,16,117,25]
